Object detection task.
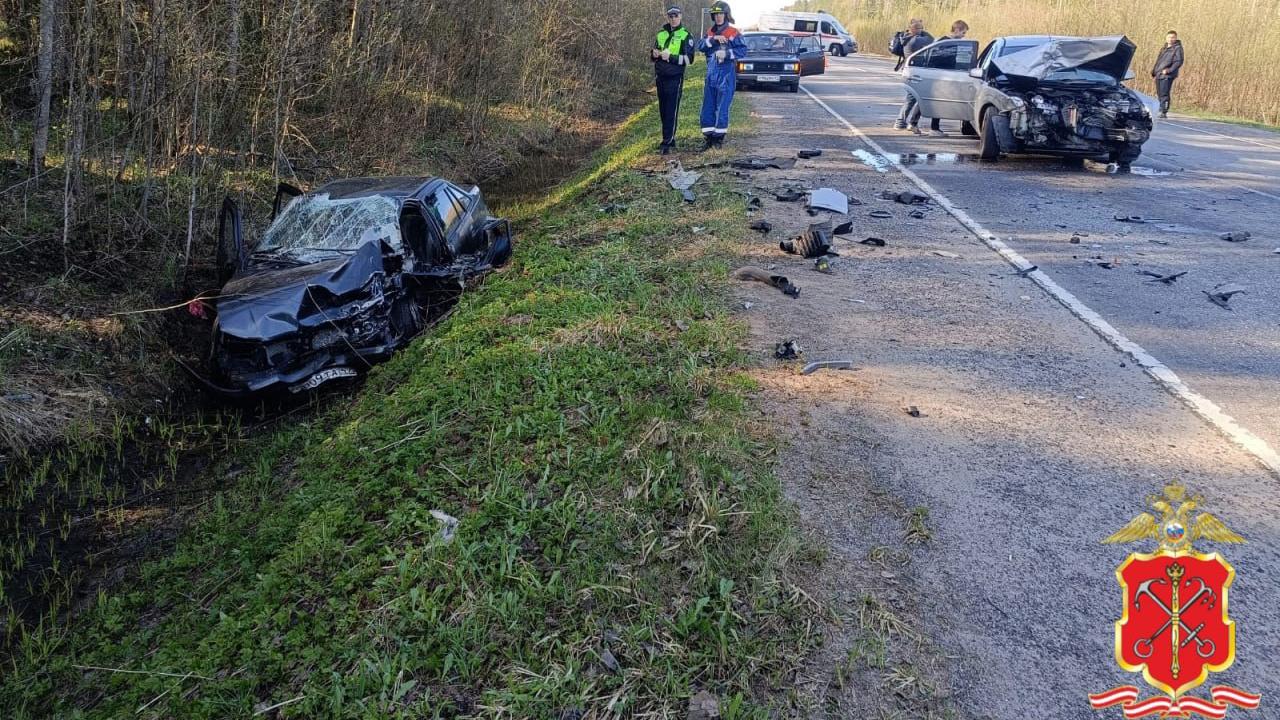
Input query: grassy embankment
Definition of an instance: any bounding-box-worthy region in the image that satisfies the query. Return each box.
[789,0,1280,129]
[2,80,819,718]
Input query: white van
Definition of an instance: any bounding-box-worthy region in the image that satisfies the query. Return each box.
[757,11,857,56]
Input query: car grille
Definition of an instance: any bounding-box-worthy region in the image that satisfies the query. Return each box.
[750,61,787,72]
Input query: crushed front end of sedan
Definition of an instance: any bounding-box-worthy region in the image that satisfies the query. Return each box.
[978,36,1153,164]
[190,176,513,399]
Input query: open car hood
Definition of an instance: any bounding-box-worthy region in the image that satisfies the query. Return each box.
[216,241,384,342]
[992,36,1136,82]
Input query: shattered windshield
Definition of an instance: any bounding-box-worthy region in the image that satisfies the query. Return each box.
[256,193,401,256]
[745,35,800,54]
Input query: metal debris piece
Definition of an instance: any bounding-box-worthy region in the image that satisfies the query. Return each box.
[733,266,800,297]
[881,190,929,205]
[809,188,850,214]
[802,360,854,374]
[1113,214,1165,223]
[1218,231,1251,242]
[774,187,805,202]
[667,162,701,191]
[1138,270,1187,284]
[797,149,823,159]
[749,220,773,234]
[781,222,837,258]
[868,209,893,219]
[732,156,797,170]
[1016,265,1038,277]
[682,189,696,203]
[1203,283,1246,309]
[860,237,886,247]
[832,221,853,235]
[908,209,925,219]
[774,340,802,360]
[904,406,925,418]
[933,250,960,258]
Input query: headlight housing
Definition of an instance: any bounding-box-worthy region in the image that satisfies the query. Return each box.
[784,63,798,72]
[1029,94,1057,112]
[738,63,753,72]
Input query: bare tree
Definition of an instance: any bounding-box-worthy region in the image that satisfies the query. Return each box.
[30,0,58,174]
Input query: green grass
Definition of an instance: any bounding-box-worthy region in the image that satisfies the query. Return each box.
[1167,108,1280,133]
[1,78,816,718]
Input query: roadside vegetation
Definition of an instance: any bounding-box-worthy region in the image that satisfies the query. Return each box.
[2,85,822,718]
[787,0,1280,127]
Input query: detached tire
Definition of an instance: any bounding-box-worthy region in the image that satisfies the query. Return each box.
[978,110,1001,161]
[961,120,977,137]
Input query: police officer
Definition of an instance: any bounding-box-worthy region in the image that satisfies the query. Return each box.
[653,5,695,154]
[698,2,746,150]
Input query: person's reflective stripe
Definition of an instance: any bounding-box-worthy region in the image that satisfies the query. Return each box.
[701,126,716,132]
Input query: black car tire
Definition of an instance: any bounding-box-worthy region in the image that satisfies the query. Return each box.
[1109,145,1142,165]
[391,296,423,340]
[789,82,799,93]
[961,120,977,137]
[830,44,845,57]
[978,110,1001,161]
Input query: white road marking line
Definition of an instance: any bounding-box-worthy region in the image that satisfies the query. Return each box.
[1163,120,1280,153]
[800,85,1280,478]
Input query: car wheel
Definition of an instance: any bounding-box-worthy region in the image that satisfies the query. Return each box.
[961,120,977,137]
[391,296,423,341]
[978,110,1000,161]
[830,44,844,57]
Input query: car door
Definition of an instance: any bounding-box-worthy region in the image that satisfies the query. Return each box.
[907,40,980,120]
[798,35,825,76]
[819,20,835,49]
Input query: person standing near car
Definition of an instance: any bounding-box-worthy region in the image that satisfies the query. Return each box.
[698,2,747,150]
[893,19,934,130]
[1151,30,1184,119]
[653,6,696,154]
[907,20,969,136]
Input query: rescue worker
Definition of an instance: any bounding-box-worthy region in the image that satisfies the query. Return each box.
[653,6,696,154]
[698,3,747,150]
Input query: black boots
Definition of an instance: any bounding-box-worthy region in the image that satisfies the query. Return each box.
[700,135,725,151]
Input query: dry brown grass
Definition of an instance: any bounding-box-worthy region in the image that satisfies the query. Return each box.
[789,0,1280,126]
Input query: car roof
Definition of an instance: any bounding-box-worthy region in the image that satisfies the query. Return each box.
[315,176,435,199]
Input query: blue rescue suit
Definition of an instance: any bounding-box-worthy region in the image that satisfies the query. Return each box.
[698,24,747,142]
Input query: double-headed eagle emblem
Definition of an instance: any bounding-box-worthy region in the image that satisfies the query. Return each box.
[1103,484,1244,553]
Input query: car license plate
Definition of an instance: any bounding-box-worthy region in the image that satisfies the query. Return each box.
[290,367,358,393]
[757,74,781,83]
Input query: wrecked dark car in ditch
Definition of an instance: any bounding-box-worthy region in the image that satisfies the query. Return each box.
[903,35,1153,164]
[194,176,513,398]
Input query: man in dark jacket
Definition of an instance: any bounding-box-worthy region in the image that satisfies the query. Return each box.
[893,19,934,130]
[653,6,696,154]
[1151,30,1184,119]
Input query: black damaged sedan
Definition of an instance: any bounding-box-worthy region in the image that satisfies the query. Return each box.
[197,176,512,398]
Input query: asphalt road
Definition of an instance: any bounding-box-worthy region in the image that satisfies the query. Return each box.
[732,55,1280,718]
[805,54,1280,467]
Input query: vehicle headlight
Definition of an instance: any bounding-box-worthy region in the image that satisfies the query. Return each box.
[784,63,798,72]
[739,63,753,72]
[311,326,346,350]
[1009,96,1026,108]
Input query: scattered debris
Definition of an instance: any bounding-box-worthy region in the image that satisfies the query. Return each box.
[1149,238,1169,245]
[746,196,763,210]
[802,359,854,374]
[1218,231,1251,243]
[882,190,929,205]
[868,209,893,219]
[1095,261,1116,269]
[808,188,850,214]
[774,187,805,202]
[749,220,773,234]
[775,341,802,360]
[1113,214,1164,223]
[687,691,721,720]
[742,301,754,309]
[1016,265,1038,277]
[682,189,696,203]
[1138,270,1187,284]
[599,202,628,214]
[732,156,797,170]
[780,223,836,258]
[734,266,800,297]
[691,226,705,234]
[859,237,886,247]
[1069,235,1082,244]
[932,250,960,258]
[832,221,853,235]
[599,647,621,674]
[1274,248,1280,254]
[904,406,926,418]
[814,256,833,273]
[1203,283,1246,309]
[908,209,926,219]
[667,162,701,192]
[797,149,823,159]
[430,510,460,544]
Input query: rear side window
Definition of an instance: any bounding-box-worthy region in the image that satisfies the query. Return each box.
[794,20,818,33]
[429,187,464,235]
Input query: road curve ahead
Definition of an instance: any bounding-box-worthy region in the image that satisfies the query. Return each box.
[804,53,1280,470]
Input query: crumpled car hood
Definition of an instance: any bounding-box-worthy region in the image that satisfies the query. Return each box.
[993,35,1136,82]
[216,241,384,342]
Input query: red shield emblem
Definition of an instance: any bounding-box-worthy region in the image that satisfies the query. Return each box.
[1116,551,1235,697]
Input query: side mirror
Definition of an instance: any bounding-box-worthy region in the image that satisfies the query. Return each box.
[969,67,984,79]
